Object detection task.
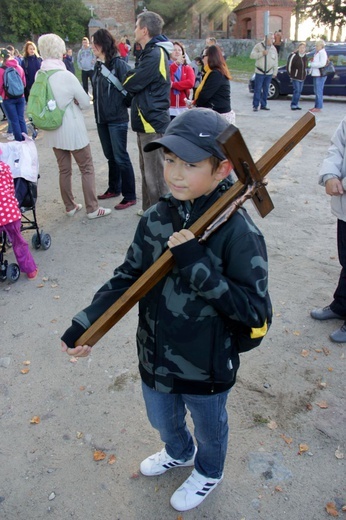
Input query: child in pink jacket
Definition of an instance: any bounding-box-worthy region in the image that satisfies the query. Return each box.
[0,158,38,279]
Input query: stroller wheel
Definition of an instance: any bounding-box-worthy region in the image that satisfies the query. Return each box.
[41,233,51,250]
[7,263,20,282]
[32,233,41,250]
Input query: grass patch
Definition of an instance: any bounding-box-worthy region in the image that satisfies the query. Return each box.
[253,413,269,425]
[227,55,286,75]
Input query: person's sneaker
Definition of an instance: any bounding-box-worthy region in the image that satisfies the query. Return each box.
[253,107,258,112]
[170,469,223,512]
[66,203,82,217]
[97,190,120,200]
[27,268,38,280]
[114,199,136,210]
[260,106,270,110]
[7,133,14,141]
[310,305,345,321]
[140,446,197,476]
[137,209,144,216]
[330,323,346,343]
[87,207,112,220]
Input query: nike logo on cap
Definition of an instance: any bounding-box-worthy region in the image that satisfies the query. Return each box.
[199,133,210,137]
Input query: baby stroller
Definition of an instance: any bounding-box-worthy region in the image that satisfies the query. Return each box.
[0,134,51,282]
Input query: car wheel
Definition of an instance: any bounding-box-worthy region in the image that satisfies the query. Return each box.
[268,81,279,100]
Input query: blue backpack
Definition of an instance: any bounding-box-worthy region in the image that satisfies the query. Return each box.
[2,66,24,98]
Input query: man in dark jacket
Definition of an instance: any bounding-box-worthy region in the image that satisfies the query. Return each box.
[286,42,307,111]
[123,11,173,213]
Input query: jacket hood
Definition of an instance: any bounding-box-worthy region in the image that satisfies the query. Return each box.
[148,35,174,56]
[3,58,20,68]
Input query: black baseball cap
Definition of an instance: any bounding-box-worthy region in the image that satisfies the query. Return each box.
[143,108,228,162]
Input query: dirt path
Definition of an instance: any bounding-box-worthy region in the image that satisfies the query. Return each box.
[0,83,345,520]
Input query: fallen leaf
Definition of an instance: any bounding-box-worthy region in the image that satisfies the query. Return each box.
[306,403,313,410]
[130,472,140,479]
[298,443,309,454]
[20,368,30,374]
[93,450,106,461]
[50,319,58,323]
[37,283,44,288]
[108,454,116,465]
[42,276,49,282]
[177,516,184,520]
[51,283,58,288]
[316,401,328,409]
[342,505,346,511]
[30,416,40,424]
[327,367,334,372]
[23,360,30,366]
[322,347,330,356]
[319,382,327,389]
[335,448,344,460]
[69,357,78,363]
[76,432,83,439]
[79,386,86,391]
[280,433,293,445]
[293,331,301,336]
[267,420,278,430]
[53,295,60,300]
[275,485,283,492]
[301,349,309,357]
[325,502,339,517]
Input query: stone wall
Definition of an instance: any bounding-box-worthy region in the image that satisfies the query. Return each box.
[177,39,306,60]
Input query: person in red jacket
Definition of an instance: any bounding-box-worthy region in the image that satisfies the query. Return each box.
[0,158,37,279]
[169,41,195,120]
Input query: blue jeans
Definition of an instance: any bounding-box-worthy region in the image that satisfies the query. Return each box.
[291,79,304,108]
[1,103,13,133]
[142,382,230,479]
[97,122,136,200]
[313,76,327,109]
[253,73,272,109]
[3,97,27,141]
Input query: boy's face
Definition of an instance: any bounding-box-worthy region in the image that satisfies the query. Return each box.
[163,151,227,203]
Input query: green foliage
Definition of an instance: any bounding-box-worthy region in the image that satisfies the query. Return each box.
[306,0,346,35]
[0,0,90,43]
[143,0,196,25]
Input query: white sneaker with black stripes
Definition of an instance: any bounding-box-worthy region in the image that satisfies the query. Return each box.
[140,446,196,476]
[170,469,223,511]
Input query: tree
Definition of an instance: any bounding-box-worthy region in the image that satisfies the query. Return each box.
[0,0,90,43]
[306,0,346,41]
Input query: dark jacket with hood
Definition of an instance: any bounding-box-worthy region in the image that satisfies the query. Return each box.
[92,56,130,124]
[61,177,272,395]
[122,35,173,134]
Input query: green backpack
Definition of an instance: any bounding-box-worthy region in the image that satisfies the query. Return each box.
[27,70,66,130]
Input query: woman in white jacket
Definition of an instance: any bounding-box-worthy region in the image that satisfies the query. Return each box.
[37,33,111,219]
[310,116,346,342]
[309,40,328,113]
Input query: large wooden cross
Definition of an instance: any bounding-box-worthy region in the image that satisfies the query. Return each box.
[77,112,315,347]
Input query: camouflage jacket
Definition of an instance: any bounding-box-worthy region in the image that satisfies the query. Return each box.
[61,177,271,395]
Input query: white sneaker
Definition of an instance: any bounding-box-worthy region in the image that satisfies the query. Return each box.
[87,207,111,220]
[137,209,144,217]
[170,469,223,511]
[140,446,196,476]
[7,134,14,141]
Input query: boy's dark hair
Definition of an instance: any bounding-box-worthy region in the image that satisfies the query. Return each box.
[92,29,118,67]
[137,11,164,38]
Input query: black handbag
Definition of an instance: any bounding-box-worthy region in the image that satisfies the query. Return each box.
[320,60,335,77]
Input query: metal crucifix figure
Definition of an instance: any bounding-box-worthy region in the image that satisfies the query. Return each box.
[76,112,316,347]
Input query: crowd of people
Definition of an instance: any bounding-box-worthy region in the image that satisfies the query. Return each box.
[0,10,344,514]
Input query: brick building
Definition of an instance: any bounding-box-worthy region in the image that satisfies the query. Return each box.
[233,0,294,40]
